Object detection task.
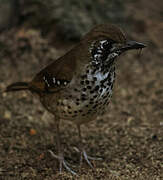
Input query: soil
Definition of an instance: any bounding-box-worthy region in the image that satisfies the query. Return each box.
[0,0,163,179]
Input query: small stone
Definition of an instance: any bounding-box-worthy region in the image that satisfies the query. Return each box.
[4,110,11,119]
[30,128,37,135]
[2,92,7,97]
[127,116,134,125]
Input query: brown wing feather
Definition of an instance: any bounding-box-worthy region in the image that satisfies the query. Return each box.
[29,49,77,93]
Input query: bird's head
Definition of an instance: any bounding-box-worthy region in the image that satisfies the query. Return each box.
[82,24,146,66]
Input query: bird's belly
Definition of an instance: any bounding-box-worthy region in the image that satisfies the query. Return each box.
[40,88,112,124]
[57,95,110,123]
[57,83,113,124]
[42,65,115,124]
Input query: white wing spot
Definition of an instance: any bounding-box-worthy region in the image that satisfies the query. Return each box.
[64,81,67,86]
[53,77,56,84]
[43,76,50,87]
[57,80,60,85]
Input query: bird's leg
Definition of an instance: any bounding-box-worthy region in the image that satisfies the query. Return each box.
[49,118,77,175]
[77,125,102,169]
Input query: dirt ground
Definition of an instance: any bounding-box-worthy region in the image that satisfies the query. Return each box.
[0,1,163,180]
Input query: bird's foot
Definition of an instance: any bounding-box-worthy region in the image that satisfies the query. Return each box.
[48,150,77,175]
[74,148,102,169]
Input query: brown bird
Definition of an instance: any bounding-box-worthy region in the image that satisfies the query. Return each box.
[5,24,146,174]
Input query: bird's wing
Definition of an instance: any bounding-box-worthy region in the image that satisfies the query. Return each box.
[30,51,77,93]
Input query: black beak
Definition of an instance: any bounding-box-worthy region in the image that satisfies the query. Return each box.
[120,40,146,52]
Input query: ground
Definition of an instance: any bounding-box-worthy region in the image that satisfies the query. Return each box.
[0,0,163,179]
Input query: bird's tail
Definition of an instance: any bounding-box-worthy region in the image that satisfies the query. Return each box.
[5,82,29,92]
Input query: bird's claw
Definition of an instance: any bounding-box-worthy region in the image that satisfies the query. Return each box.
[48,150,77,175]
[79,149,102,169]
[48,148,102,174]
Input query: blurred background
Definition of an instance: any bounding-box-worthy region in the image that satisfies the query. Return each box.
[0,0,162,179]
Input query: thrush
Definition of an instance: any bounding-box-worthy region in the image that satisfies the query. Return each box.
[5,24,146,175]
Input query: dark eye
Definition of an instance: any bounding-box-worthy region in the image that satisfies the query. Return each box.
[101,39,115,50]
[102,41,110,49]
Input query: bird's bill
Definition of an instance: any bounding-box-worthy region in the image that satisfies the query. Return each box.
[120,40,146,51]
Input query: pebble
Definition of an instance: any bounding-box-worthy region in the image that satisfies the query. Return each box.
[4,110,11,119]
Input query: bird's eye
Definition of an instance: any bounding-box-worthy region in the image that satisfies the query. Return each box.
[100,39,115,50]
[102,41,110,49]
